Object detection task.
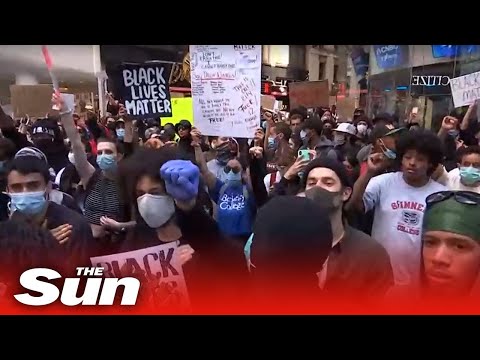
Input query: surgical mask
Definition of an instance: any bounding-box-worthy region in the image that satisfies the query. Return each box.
[304,186,342,215]
[267,137,276,149]
[96,154,117,171]
[459,166,480,185]
[448,129,459,138]
[225,170,242,184]
[379,139,396,159]
[357,124,368,135]
[9,190,47,216]
[137,193,175,228]
[116,128,125,140]
[68,152,75,165]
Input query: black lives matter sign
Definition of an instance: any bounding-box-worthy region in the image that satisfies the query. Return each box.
[116,63,173,119]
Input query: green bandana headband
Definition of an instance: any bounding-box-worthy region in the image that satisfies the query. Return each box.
[423,198,480,241]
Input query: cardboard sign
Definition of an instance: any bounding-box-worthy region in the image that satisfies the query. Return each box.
[261,94,276,112]
[288,80,329,109]
[10,85,55,118]
[335,97,357,121]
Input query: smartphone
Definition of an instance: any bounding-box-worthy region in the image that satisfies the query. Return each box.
[412,107,418,115]
[298,149,314,161]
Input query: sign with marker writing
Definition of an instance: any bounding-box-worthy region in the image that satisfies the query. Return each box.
[90,241,190,312]
[190,45,261,138]
[113,62,173,119]
[450,70,480,108]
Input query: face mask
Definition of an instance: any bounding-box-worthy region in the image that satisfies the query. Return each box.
[116,128,125,140]
[267,137,276,149]
[300,130,307,141]
[96,154,117,171]
[68,152,75,165]
[448,130,459,138]
[137,193,175,228]
[459,166,480,185]
[357,124,368,135]
[107,123,116,131]
[383,148,397,160]
[334,133,346,144]
[304,186,342,214]
[9,190,47,216]
[33,138,54,150]
[215,144,233,165]
[225,170,242,184]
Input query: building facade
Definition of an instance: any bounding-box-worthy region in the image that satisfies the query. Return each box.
[367,45,480,130]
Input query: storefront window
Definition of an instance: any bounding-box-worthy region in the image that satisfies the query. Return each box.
[366,45,480,130]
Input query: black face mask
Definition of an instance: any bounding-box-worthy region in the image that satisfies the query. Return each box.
[304,186,342,214]
[215,143,233,165]
[107,123,116,131]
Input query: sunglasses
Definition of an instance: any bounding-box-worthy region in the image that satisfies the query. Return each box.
[426,191,480,208]
[224,166,240,174]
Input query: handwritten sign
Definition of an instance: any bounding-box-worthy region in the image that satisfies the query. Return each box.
[450,71,480,108]
[112,62,173,119]
[288,80,329,110]
[90,242,190,312]
[190,45,261,138]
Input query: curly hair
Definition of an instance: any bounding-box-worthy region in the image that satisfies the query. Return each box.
[395,129,444,176]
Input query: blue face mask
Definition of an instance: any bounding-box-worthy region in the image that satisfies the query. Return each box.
[116,128,125,140]
[225,170,242,184]
[9,190,47,215]
[96,154,117,171]
[267,137,276,149]
[383,148,397,160]
[448,129,459,138]
[459,166,480,185]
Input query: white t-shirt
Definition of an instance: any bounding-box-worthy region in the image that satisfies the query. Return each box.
[263,171,282,193]
[363,172,446,287]
[437,167,480,193]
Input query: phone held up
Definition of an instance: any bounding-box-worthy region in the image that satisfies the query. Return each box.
[298,149,314,161]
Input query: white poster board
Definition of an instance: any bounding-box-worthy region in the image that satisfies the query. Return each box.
[190,45,261,138]
[450,70,480,108]
[90,241,190,312]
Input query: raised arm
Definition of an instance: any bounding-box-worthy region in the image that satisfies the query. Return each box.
[52,93,96,186]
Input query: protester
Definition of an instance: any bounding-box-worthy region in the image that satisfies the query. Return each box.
[244,195,332,310]
[348,129,446,287]
[302,157,393,299]
[421,191,480,299]
[118,146,248,310]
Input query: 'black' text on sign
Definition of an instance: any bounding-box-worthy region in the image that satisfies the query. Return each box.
[117,63,173,119]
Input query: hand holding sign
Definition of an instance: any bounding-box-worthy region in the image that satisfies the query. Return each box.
[50,224,72,245]
[160,160,200,202]
[177,244,195,266]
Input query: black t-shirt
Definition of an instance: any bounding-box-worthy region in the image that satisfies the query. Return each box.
[119,204,249,311]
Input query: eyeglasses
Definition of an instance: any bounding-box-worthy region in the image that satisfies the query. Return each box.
[224,166,240,174]
[426,191,480,207]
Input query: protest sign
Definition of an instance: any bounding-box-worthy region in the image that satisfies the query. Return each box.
[10,85,56,118]
[111,62,173,119]
[450,70,480,108]
[90,241,190,312]
[161,97,194,126]
[190,45,261,138]
[289,80,329,110]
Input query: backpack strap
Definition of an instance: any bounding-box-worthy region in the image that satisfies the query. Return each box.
[55,167,66,187]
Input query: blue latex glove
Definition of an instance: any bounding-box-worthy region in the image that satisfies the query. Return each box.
[160,160,200,202]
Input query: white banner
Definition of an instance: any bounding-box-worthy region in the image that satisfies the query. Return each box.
[190,45,261,138]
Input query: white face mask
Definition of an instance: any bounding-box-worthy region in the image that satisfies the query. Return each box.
[68,152,75,165]
[137,193,175,228]
[356,124,368,135]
